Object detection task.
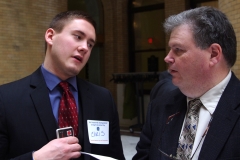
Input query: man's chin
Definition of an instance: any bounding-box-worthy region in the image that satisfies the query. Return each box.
[172,79,179,87]
[68,68,81,77]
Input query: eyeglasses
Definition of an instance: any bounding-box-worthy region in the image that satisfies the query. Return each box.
[158,148,180,160]
[156,113,213,160]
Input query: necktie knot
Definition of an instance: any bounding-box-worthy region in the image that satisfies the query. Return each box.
[59,81,70,92]
[189,99,202,114]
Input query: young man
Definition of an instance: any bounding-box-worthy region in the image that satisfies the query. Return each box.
[133,6,240,160]
[0,10,125,160]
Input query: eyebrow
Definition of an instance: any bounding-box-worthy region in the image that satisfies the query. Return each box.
[169,42,183,48]
[75,30,96,44]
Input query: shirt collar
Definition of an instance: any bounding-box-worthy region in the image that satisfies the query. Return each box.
[187,70,231,115]
[41,64,78,91]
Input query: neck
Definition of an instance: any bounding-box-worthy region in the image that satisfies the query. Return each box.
[183,70,230,98]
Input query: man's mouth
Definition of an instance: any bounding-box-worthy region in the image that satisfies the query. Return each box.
[169,69,177,74]
[73,55,82,62]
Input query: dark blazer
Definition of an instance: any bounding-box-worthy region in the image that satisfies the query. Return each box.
[150,71,177,101]
[0,67,125,160]
[133,72,240,160]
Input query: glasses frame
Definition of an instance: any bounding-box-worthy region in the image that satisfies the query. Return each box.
[156,113,213,160]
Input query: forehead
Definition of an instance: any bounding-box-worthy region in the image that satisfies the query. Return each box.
[63,19,96,39]
[169,24,195,46]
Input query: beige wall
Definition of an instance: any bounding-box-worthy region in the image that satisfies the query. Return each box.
[0,1,67,84]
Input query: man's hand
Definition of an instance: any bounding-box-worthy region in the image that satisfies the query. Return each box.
[33,136,81,160]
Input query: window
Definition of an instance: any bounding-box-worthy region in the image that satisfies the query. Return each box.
[128,0,166,92]
[128,0,166,73]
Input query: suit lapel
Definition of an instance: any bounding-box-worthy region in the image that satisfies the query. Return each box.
[30,68,58,141]
[199,73,240,159]
[77,79,95,160]
[160,92,187,156]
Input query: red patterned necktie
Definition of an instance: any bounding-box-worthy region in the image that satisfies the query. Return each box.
[58,81,78,137]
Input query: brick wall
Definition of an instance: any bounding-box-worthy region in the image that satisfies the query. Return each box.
[219,0,240,78]
[0,1,67,84]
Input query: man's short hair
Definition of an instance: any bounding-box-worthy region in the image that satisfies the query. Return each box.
[49,10,96,33]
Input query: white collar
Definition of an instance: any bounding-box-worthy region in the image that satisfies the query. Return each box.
[187,71,231,114]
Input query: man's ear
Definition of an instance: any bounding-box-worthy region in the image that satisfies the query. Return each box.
[209,43,222,67]
[45,28,55,45]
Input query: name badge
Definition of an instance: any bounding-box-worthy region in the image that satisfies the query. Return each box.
[87,120,109,144]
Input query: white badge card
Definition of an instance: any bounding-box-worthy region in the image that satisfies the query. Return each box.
[87,120,109,144]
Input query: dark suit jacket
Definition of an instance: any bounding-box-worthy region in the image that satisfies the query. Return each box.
[150,71,177,101]
[133,72,240,160]
[0,67,125,160]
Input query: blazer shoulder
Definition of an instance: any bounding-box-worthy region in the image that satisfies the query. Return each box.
[77,78,110,96]
[151,88,185,112]
[0,67,43,95]
[0,75,31,91]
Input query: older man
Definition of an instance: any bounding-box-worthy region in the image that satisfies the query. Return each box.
[133,6,240,160]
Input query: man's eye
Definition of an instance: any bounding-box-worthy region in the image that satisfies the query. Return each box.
[88,43,93,48]
[172,47,186,56]
[174,48,182,53]
[175,48,180,51]
[74,35,81,40]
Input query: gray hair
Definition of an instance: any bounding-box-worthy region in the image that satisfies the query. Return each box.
[164,6,236,67]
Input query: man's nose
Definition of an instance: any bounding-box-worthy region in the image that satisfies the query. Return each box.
[164,51,174,64]
[77,42,88,54]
